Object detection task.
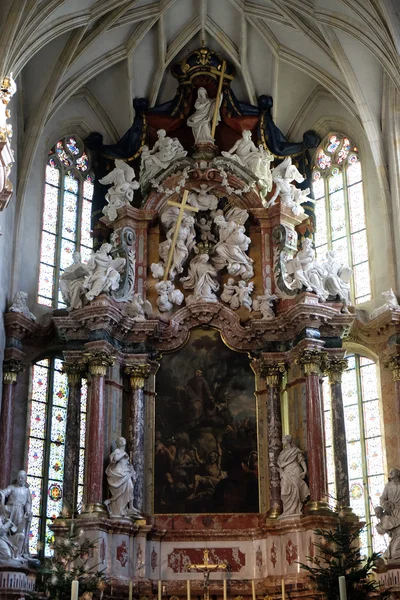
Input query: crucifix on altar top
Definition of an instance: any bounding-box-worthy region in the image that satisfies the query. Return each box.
[162,189,199,281]
[189,549,227,600]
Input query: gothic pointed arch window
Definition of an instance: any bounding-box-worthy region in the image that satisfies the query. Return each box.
[26,357,87,556]
[38,136,94,308]
[312,134,371,304]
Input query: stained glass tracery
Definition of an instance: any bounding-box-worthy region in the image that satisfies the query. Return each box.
[38,136,94,308]
[312,133,371,304]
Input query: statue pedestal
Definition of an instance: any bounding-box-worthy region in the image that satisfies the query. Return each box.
[0,562,36,599]
[376,562,400,596]
[192,142,218,161]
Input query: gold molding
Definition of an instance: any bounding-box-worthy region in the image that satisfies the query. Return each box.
[260,362,286,386]
[323,357,348,383]
[385,355,400,382]
[125,364,151,389]
[2,359,24,383]
[295,350,325,375]
[62,360,87,385]
[84,352,115,377]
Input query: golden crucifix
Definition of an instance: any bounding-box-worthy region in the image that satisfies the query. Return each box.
[189,549,227,600]
[162,189,198,281]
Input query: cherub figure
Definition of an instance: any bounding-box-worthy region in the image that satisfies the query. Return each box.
[197,217,215,242]
[253,290,278,320]
[126,293,153,321]
[267,157,305,210]
[220,278,239,305]
[233,280,254,311]
[187,184,219,211]
[155,281,184,312]
[100,159,140,221]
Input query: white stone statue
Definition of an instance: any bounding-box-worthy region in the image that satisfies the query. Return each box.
[291,187,313,217]
[100,159,140,221]
[9,292,36,322]
[213,213,254,280]
[322,251,352,313]
[84,243,126,301]
[187,184,219,211]
[187,87,222,144]
[0,514,18,560]
[105,437,140,517]
[155,280,184,312]
[0,471,32,557]
[253,290,278,320]
[267,157,307,213]
[222,130,274,197]
[221,278,239,305]
[197,217,216,242]
[233,280,254,311]
[277,435,310,517]
[59,251,89,310]
[158,214,196,280]
[126,293,153,320]
[285,239,328,300]
[140,129,187,183]
[375,468,400,561]
[181,252,219,303]
[369,289,399,320]
[0,74,17,142]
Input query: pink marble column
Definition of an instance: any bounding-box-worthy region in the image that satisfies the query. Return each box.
[125,364,150,515]
[296,350,329,513]
[84,352,114,512]
[261,362,286,518]
[0,360,24,488]
[62,362,85,516]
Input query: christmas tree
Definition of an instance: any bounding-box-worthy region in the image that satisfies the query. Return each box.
[300,517,390,599]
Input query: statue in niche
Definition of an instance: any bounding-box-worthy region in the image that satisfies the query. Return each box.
[253,290,278,320]
[181,250,220,304]
[277,435,309,517]
[369,289,399,320]
[158,214,196,280]
[187,87,222,144]
[286,238,327,300]
[187,184,219,211]
[59,251,89,310]
[221,130,274,198]
[213,213,254,281]
[155,280,184,313]
[267,157,309,214]
[105,437,141,517]
[322,251,352,313]
[100,159,140,222]
[9,292,36,322]
[84,242,126,301]
[140,129,187,183]
[0,470,32,557]
[375,469,400,561]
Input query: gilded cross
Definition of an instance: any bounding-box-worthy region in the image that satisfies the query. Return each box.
[189,549,227,600]
[162,189,198,281]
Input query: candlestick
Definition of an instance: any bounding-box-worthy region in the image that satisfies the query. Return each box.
[223,578,227,600]
[251,579,256,600]
[281,579,285,600]
[158,580,162,600]
[187,579,191,600]
[338,576,347,600]
[129,581,133,600]
[71,580,79,600]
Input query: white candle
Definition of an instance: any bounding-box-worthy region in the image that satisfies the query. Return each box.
[338,576,347,600]
[158,580,162,600]
[281,579,285,600]
[71,580,79,600]
[251,579,256,600]
[223,579,227,600]
[187,579,191,600]
[129,581,133,600]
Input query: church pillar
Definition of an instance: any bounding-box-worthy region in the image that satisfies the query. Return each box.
[62,361,86,516]
[324,356,352,512]
[261,361,285,518]
[125,363,151,515]
[296,348,330,514]
[385,355,400,419]
[0,360,24,488]
[84,352,115,513]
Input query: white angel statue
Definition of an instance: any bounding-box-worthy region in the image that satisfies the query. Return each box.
[126,293,153,320]
[100,159,140,221]
[181,253,219,303]
[155,280,184,312]
[267,157,306,211]
[187,183,219,211]
[140,129,187,184]
[158,214,196,280]
[253,290,278,320]
[84,243,126,301]
[213,213,254,280]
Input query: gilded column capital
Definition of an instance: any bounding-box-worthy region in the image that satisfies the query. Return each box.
[84,352,115,377]
[62,361,87,385]
[385,355,400,382]
[125,364,151,389]
[2,359,24,384]
[260,362,286,386]
[295,350,325,375]
[323,357,348,383]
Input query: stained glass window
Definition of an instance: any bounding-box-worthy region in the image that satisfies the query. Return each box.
[26,358,87,556]
[38,136,94,308]
[323,355,385,556]
[312,134,371,304]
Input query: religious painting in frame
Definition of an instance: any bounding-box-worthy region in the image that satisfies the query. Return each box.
[154,328,259,514]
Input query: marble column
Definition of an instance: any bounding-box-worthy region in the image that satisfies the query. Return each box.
[296,350,330,514]
[0,360,24,489]
[62,361,86,516]
[125,364,151,515]
[386,355,400,418]
[261,362,285,518]
[324,357,353,513]
[83,352,115,513]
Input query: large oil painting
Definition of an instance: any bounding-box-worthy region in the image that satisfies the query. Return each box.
[154,328,258,514]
